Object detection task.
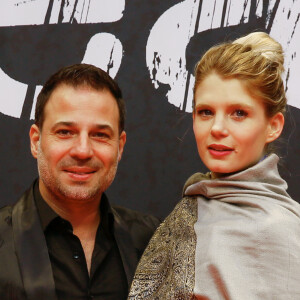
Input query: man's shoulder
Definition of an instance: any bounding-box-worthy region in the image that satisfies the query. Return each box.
[0,205,14,257]
[111,205,161,251]
[0,205,12,214]
[0,205,13,230]
[112,204,161,228]
[0,184,32,211]
[0,184,34,232]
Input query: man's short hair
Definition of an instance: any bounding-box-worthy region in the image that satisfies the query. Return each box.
[35,63,126,133]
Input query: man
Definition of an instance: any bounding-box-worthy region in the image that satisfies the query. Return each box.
[0,64,160,299]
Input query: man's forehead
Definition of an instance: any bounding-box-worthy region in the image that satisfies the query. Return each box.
[51,82,109,95]
[40,82,121,133]
[42,86,118,125]
[46,84,113,106]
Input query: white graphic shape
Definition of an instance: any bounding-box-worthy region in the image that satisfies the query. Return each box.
[82,33,123,78]
[195,0,250,31]
[30,85,43,120]
[147,0,300,112]
[146,0,256,112]
[0,0,125,26]
[50,0,125,24]
[196,0,224,34]
[0,0,49,26]
[223,0,252,26]
[269,0,300,109]
[146,0,201,112]
[82,0,125,23]
[0,68,28,118]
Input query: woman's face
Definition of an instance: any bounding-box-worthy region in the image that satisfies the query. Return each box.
[193,72,283,177]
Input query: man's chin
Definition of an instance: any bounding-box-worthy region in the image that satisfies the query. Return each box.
[56,185,102,202]
[49,172,117,202]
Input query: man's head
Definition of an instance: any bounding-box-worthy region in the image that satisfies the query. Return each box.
[29,64,126,205]
[35,63,126,134]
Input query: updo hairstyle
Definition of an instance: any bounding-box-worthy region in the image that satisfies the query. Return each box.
[193,32,286,118]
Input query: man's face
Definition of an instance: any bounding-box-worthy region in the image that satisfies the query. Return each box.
[30,84,126,204]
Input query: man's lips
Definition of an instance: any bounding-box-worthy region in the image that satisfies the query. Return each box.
[208,144,234,157]
[64,166,97,173]
[63,167,97,180]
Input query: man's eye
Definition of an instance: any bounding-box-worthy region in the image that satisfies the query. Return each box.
[57,129,72,136]
[92,132,109,139]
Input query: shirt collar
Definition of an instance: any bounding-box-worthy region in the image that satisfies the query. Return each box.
[34,180,58,231]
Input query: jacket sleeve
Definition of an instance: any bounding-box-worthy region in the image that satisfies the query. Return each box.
[0,206,27,299]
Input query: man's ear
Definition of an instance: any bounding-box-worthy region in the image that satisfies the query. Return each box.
[266,112,285,143]
[118,131,126,161]
[29,124,40,159]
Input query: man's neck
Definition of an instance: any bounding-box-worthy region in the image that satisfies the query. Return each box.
[38,180,101,226]
[39,181,102,274]
[45,198,101,230]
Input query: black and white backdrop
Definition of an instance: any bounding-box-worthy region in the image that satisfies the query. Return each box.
[0,0,299,218]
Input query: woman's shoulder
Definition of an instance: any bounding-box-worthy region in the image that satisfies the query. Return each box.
[182,172,210,195]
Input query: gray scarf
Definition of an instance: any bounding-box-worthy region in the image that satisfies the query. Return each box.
[129,154,300,299]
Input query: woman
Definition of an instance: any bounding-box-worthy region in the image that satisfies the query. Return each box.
[128,32,300,299]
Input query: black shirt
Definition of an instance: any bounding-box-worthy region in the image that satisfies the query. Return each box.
[34,182,128,300]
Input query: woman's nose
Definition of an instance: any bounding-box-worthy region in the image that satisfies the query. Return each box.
[210,115,229,138]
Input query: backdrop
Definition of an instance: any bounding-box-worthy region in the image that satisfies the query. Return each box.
[0,0,299,219]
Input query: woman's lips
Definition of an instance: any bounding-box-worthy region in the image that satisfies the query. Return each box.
[208,144,234,157]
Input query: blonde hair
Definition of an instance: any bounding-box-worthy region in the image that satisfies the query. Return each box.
[194,32,286,117]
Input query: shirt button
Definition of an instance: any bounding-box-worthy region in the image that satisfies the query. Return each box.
[73,252,80,259]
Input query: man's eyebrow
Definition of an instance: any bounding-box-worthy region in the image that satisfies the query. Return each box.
[94,124,113,131]
[52,122,114,132]
[52,121,75,130]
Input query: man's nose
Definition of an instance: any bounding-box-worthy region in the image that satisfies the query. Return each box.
[210,115,229,138]
[69,133,93,159]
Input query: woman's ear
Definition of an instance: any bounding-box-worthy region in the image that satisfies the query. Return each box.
[29,124,40,158]
[266,112,285,143]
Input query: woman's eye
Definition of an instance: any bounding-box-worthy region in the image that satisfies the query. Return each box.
[197,109,213,116]
[232,110,248,118]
